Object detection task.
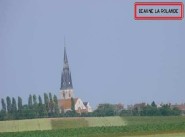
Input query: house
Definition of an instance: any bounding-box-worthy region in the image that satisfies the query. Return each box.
[58,98,92,113]
[83,102,93,112]
[134,103,146,110]
[172,104,185,115]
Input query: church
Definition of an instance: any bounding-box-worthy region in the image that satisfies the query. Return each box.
[58,47,92,113]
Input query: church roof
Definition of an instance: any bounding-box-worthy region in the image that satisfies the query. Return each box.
[60,47,73,90]
[83,102,88,106]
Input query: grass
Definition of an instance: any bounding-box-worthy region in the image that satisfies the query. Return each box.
[0,126,185,137]
[123,116,185,126]
[121,133,185,137]
[1,116,185,137]
[0,116,126,132]
[51,117,88,129]
[85,116,126,127]
[0,118,52,132]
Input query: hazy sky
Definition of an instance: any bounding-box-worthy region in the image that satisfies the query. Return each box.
[0,0,185,108]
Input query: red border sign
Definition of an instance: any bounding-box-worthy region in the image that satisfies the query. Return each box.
[134,2,184,20]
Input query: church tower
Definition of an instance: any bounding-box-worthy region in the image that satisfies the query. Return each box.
[60,47,74,99]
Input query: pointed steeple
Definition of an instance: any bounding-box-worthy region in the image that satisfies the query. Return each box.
[60,47,73,90]
[64,46,68,64]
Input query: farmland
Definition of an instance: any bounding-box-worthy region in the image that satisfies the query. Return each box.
[0,116,126,132]
[0,116,185,137]
[0,118,52,132]
[123,133,185,137]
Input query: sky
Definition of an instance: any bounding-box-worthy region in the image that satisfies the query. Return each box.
[0,0,185,108]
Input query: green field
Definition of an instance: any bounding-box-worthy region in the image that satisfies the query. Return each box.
[0,116,185,137]
[122,133,185,137]
[0,116,126,132]
[0,118,52,132]
[85,116,126,127]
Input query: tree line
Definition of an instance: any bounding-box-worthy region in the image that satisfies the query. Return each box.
[0,97,182,120]
[91,101,181,117]
[0,93,59,120]
[127,101,181,116]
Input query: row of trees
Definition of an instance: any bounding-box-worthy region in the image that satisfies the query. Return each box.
[126,102,181,116]
[0,93,59,120]
[92,102,181,117]
[0,97,182,120]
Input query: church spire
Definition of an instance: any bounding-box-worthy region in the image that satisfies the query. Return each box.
[60,46,73,90]
[64,46,68,64]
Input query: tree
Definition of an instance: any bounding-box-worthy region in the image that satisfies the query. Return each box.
[53,95,59,116]
[141,104,160,116]
[17,96,23,119]
[12,97,17,112]
[33,94,37,105]
[6,96,12,113]
[132,107,140,116]
[48,92,54,116]
[159,104,173,116]
[28,94,36,118]
[120,109,133,116]
[1,99,6,120]
[32,94,38,118]
[1,98,6,112]
[171,107,181,116]
[21,104,34,119]
[93,104,115,116]
[65,110,79,117]
[38,95,43,105]
[18,96,23,111]
[71,97,75,112]
[44,93,49,114]
[49,93,53,102]
[28,94,33,109]
[151,101,157,107]
[65,97,77,117]
[12,97,17,118]
[38,95,47,117]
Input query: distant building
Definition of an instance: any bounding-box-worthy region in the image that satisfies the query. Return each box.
[172,104,185,115]
[58,47,92,113]
[115,103,124,111]
[127,105,134,110]
[134,103,146,110]
[127,103,146,110]
[58,98,92,113]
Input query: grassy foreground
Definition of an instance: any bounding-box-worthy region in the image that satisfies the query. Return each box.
[0,118,52,132]
[0,116,185,137]
[0,116,126,132]
[122,133,185,137]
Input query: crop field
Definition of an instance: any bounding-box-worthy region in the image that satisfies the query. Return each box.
[0,118,52,132]
[0,116,185,137]
[85,116,126,127]
[0,116,126,132]
[122,133,185,137]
